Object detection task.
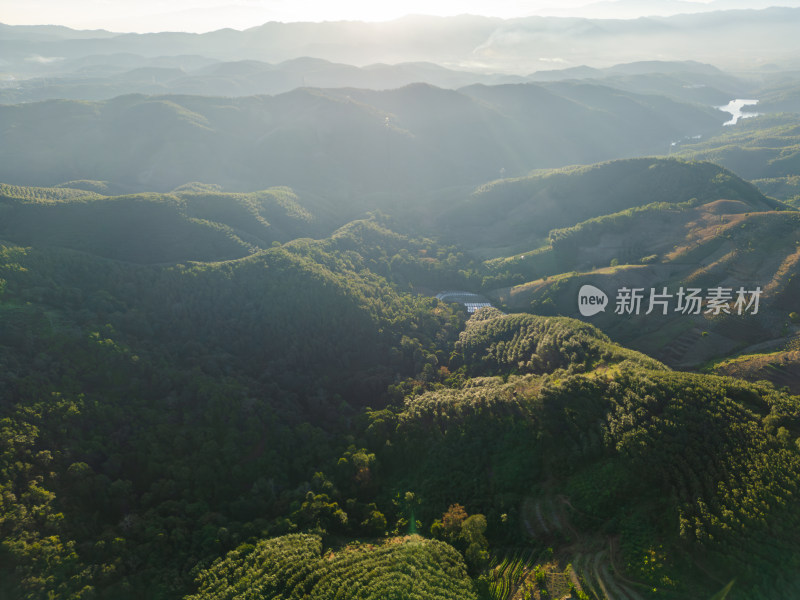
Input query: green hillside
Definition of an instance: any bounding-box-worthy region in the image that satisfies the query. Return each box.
[442,157,775,257]
[377,309,800,599]
[452,308,664,375]
[491,198,800,366]
[441,157,800,369]
[3,188,800,599]
[0,183,327,263]
[186,534,478,600]
[711,350,800,393]
[0,217,470,598]
[1,150,800,599]
[676,115,800,203]
[0,85,725,195]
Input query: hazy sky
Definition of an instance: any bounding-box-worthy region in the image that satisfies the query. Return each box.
[5,0,581,31]
[3,0,800,32]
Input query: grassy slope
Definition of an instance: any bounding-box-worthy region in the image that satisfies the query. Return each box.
[494,203,800,367]
[463,158,798,368]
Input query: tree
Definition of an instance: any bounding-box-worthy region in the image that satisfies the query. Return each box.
[441,503,468,544]
[461,514,489,572]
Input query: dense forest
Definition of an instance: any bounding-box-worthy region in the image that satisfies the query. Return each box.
[4,13,800,599]
[3,178,800,599]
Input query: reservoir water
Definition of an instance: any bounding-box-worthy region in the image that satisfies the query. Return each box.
[718,99,759,126]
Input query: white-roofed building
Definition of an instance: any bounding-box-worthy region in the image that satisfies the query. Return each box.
[435,291,493,313]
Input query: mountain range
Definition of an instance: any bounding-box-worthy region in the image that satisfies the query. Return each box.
[3,8,800,77]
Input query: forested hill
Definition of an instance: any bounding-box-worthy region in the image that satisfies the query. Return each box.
[0,157,794,373]
[2,150,800,598]
[3,201,800,598]
[0,157,772,265]
[186,310,800,599]
[0,215,473,598]
[385,310,800,599]
[0,84,723,193]
[0,183,328,263]
[439,157,777,252]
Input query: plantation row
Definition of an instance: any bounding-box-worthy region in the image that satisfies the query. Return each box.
[186,534,478,600]
[375,310,800,597]
[453,309,663,376]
